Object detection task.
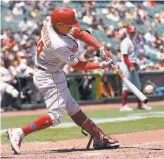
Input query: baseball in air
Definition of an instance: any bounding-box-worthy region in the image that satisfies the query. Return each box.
[144,85,154,94]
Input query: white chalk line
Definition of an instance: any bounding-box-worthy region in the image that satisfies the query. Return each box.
[1,111,164,135]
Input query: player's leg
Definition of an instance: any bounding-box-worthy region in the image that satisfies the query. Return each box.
[121,90,128,107]
[119,63,132,111]
[66,91,120,149]
[71,110,120,149]
[7,115,53,154]
[7,71,67,154]
[6,87,59,155]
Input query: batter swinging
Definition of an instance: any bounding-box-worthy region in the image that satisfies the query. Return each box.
[7,7,119,154]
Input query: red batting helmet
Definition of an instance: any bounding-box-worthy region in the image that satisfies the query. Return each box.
[51,7,80,27]
[127,25,136,33]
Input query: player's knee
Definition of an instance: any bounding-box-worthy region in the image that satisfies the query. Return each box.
[48,111,64,126]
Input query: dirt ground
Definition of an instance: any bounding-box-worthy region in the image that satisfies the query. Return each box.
[1,130,164,159]
[1,101,164,159]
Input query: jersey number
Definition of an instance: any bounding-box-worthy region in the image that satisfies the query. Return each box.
[36,36,44,55]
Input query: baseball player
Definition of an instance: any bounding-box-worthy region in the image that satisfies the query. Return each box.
[119,25,152,111]
[0,62,19,111]
[7,7,119,154]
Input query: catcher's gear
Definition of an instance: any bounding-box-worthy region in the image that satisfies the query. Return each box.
[51,7,80,27]
[127,25,136,33]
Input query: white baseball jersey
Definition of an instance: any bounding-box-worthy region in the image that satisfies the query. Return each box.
[34,21,79,72]
[33,21,80,126]
[120,37,136,63]
[120,37,141,91]
[0,67,19,103]
[0,66,12,82]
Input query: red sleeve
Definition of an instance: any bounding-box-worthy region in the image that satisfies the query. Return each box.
[72,28,102,49]
[71,61,100,71]
[123,55,133,68]
[71,28,112,57]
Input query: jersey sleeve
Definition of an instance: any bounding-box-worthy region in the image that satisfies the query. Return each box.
[120,41,128,55]
[54,46,79,65]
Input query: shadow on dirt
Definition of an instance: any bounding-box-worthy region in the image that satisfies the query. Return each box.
[51,148,95,153]
[50,147,120,153]
[7,146,162,156]
[120,146,163,151]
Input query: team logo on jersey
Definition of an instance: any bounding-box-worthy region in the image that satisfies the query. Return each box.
[72,46,78,53]
[69,55,75,61]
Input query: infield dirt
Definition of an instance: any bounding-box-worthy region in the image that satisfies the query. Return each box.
[1,129,164,159]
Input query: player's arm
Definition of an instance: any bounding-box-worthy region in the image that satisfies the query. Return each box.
[52,46,110,71]
[68,28,112,58]
[120,42,135,71]
[71,61,100,71]
[123,55,133,68]
[71,59,114,71]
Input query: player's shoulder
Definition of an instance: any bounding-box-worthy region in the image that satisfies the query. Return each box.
[49,27,76,50]
[121,37,132,46]
[42,21,66,49]
[121,37,130,43]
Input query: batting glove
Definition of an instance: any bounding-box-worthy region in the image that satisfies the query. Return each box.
[99,58,114,69]
[99,46,112,60]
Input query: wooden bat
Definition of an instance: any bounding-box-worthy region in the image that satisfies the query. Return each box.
[109,61,148,103]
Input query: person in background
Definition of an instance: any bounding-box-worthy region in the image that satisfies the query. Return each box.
[146,62,155,72]
[78,75,94,100]
[100,75,115,98]
[156,59,164,71]
[119,25,151,111]
[0,60,19,112]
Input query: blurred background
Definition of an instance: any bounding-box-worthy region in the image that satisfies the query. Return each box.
[1,0,164,112]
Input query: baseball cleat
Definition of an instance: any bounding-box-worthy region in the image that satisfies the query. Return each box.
[119,105,133,111]
[93,136,120,149]
[6,128,24,155]
[137,104,152,110]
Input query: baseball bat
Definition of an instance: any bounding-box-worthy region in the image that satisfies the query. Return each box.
[109,62,148,103]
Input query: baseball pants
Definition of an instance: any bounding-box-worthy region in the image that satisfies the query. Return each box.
[33,69,80,126]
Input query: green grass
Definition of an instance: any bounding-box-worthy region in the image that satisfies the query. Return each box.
[1,105,164,129]
[1,105,164,144]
